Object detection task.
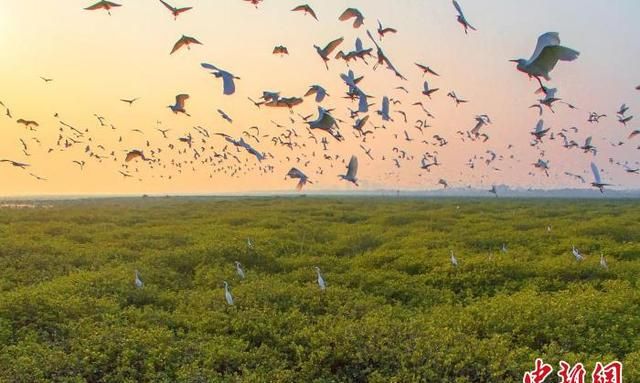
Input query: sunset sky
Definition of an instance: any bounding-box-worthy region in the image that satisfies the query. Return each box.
[0,0,639,196]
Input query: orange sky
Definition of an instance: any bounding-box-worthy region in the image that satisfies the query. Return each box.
[0,0,639,196]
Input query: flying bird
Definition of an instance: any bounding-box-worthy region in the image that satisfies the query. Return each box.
[120,97,139,106]
[273,45,289,56]
[201,63,239,95]
[339,8,365,28]
[590,162,610,193]
[85,1,121,15]
[286,167,312,191]
[452,0,476,34]
[314,37,344,70]
[170,35,202,54]
[377,20,397,40]
[168,94,190,116]
[511,32,579,87]
[415,63,439,77]
[291,4,318,21]
[158,0,192,20]
[339,155,359,186]
[304,85,329,103]
[125,149,149,162]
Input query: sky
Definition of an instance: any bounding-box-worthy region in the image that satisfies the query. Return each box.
[0,0,639,196]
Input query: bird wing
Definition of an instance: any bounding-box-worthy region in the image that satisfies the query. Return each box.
[355,38,364,52]
[358,91,369,113]
[222,74,236,95]
[535,119,544,133]
[452,0,464,16]
[170,37,186,54]
[158,0,175,12]
[533,45,580,76]
[201,62,220,71]
[591,162,602,183]
[125,150,142,162]
[528,32,561,63]
[339,8,360,21]
[185,36,202,45]
[347,156,358,178]
[175,94,189,108]
[323,37,344,55]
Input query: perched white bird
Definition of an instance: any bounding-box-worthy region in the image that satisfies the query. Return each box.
[511,32,579,87]
[314,267,326,290]
[450,250,458,267]
[339,155,359,186]
[134,270,143,289]
[572,245,584,261]
[223,281,234,305]
[590,162,610,193]
[600,254,608,270]
[235,261,245,279]
[501,243,508,253]
[201,63,239,95]
[452,0,476,34]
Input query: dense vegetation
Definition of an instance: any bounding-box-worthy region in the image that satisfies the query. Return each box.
[0,197,638,382]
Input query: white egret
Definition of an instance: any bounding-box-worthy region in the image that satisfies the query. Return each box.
[452,0,476,34]
[170,35,202,54]
[158,0,192,20]
[450,250,458,267]
[376,96,392,121]
[85,1,121,15]
[511,32,579,87]
[339,8,364,28]
[314,267,326,290]
[307,107,343,141]
[286,167,312,191]
[304,85,329,103]
[600,254,608,270]
[314,37,344,70]
[134,270,143,289]
[422,81,439,98]
[201,63,240,95]
[167,94,190,116]
[234,261,245,279]
[223,281,234,305]
[590,162,610,193]
[339,155,359,186]
[291,4,318,21]
[572,246,584,261]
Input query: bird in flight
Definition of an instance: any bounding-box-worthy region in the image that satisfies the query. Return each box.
[452,0,476,34]
[286,168,312,191]
[314,37,344,70]
[244,0,263,9]
[273,45,289,56]
[415,63,439,77]
[377,20,397,40]
[167,94,190,116]
[40,76,53,83]
[590,162,610,193]
[120,98,139,106]
[0,159,30,169]
[158,0,192,20]
[339,8,365,28]
[201,63,240,95]
[84,1,121,15]
[511,32,579,88]
[291,4,318,21]
[170,35,202,54]
[339,155,359,186]
[125,150,150,162]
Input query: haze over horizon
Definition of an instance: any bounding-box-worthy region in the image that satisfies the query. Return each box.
[1,0,639,196]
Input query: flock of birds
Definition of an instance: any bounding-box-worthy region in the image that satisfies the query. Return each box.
[130,231,611,306]
[1,1,639,194]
